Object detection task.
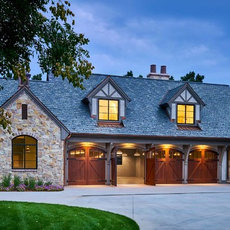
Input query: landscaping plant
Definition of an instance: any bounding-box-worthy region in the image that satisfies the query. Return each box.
[2,174,11,187]
[0,174,63,192]
[13,175,21,190]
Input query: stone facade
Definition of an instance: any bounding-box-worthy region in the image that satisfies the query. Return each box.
[0,91,64,185]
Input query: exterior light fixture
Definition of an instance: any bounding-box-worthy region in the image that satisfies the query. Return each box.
[134,152,140,157]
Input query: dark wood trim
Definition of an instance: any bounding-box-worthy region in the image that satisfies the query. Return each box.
[70,132,230,144]
[176,104,195,125]
[98,98,120,122]
[22,104,28,120]
[12,135,37,170]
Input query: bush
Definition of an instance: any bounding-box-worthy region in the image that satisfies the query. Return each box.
[0,174,63,192]
[37,179,43,186]
[44,181,52,186]
[28,177,36,190]
[23,178,29,186]
[2,174,12,188]
[13,175,21,189]
[16,184,26,192]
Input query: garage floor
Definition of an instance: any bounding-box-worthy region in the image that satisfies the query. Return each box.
[117,176,144,184]
[1,184,230,230]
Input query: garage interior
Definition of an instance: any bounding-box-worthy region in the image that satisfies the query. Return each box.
[117,149,145,184]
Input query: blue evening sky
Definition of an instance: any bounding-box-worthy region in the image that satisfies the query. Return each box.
[31,0,230,84]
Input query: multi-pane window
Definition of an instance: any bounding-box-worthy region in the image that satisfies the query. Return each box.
[89,149,105,158]
[69,149,85,158]
[177,104,194,124]
[98,99,119,121]
[12,136,37,169]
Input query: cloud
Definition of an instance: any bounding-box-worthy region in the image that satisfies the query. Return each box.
[59,2,230,83]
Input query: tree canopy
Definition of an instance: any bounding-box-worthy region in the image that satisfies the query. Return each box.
[181,71,204,82]
[0,0,93,87]
[125,70,134,77]
[0,0,94,132]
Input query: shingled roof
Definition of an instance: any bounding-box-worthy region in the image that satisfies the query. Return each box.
[1,75,230,138]
[160,82,205,107]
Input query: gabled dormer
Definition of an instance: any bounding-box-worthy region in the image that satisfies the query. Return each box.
[160,83,205,127]
[83,76,131,125]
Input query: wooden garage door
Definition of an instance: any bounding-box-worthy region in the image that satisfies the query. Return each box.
[188,150,218,183]
[68,147,106,185]
[145,151,155,185]
[155,149,183,184]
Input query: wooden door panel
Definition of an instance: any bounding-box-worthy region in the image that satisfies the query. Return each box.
[88,159,105,184]
[68,159,87,185]
[167,160,183,183]
[68,148,106,185]
[155,160,166,184]
[188,159,217,183]
[203,161,218,182]
[146,158,155,185]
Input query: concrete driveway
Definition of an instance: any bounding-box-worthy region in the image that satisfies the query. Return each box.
[1,184,230,230]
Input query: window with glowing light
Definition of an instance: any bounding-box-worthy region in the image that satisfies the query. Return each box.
[169,150,182,159]
[70,149,85,158]
[98,99,119,121]
[12,136,37,169]
[89,149,105,159]
[177,104,194,124]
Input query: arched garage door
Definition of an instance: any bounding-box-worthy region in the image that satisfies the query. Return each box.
[155,149,183,184]
[188,150,218,183]
[68,147,106,185]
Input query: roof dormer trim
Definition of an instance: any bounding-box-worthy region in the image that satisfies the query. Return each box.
[82,76,131,103]
[160,83,205,107]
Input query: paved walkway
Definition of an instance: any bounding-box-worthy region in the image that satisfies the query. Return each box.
[1,184,230,230]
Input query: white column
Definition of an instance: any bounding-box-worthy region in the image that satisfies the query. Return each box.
[183,145,191,184]
[218,146,227,183]
[221,149,227,182]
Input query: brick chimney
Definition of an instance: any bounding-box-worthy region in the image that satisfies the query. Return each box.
[147,64,170,80]
[18,73,31,88]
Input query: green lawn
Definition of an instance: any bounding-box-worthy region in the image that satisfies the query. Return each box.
[0,201,139,230]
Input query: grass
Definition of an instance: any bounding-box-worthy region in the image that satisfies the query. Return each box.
[0,201,139,230]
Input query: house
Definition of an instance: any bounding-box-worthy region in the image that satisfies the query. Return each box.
[0,64,229,186]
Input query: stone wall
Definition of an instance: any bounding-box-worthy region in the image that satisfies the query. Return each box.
[0,91,64,185]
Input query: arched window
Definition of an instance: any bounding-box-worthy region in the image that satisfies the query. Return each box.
[12,136,37,169]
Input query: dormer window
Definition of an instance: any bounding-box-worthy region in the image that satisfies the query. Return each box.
[177,104,194,124]
[82,76,131,126]
[160,83,205,128]
[99,99,119,121]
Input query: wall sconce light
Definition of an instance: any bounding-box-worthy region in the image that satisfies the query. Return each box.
[134,152,140,157]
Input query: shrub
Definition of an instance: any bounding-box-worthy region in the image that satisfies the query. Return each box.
[28,177,36,190]
[16,184,26,192]
[37,179,43,186]
[44,181,52,186]
[24,178,29,186]
[13,175,21,189]
[2,174,12,188]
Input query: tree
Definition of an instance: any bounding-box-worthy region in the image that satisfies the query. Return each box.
[169,76,174,80]
[181,71,204,82]
[125,70,133,77]
[138,75,143,78]
[0,0,94,132]
[32,74,42,80]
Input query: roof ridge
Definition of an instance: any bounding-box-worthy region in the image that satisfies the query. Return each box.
[91,73,230,87]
